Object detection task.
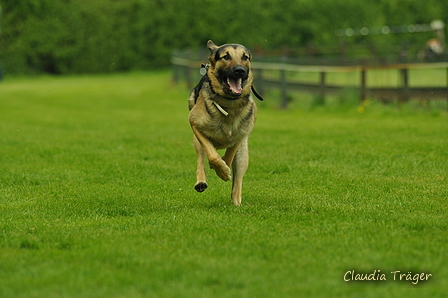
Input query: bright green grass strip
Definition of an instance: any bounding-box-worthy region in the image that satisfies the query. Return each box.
[0,71,447,297]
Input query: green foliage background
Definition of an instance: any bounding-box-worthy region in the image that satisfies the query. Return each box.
[0,0,447,74]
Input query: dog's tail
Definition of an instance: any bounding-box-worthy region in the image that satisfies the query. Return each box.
[251,85,264,101]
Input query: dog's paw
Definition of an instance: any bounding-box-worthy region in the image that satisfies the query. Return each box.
[194,181,208,192]
[217,167,231,181]
[209,158,231,181]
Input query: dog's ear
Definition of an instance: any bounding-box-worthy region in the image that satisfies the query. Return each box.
[207,40,219,52]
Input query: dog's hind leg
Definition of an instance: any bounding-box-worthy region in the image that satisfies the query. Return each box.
[222,142,241,168]
[231,138,249,206]
[193,135,208,192]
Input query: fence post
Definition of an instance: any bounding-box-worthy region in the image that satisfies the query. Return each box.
[360,68,367,102]
[280,68,288,108]
[172,63,180,84]
[184,65,192,89]
[400,68,409,103]
[319,71,326,104]
[446,67,448,111]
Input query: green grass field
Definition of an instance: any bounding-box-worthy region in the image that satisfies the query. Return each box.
[1,71,447,297]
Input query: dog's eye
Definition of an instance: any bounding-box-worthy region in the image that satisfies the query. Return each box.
[222,53,231,60]
[242,54,250,61]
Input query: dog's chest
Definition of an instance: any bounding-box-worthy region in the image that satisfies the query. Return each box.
[204,109,254,148]
[217,118,241,139]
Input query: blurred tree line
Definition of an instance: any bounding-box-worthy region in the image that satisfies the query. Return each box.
[0,0,446,74]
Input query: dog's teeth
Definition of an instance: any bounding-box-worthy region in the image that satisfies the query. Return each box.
[227,77,243,94]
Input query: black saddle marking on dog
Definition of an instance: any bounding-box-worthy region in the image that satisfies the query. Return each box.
[192,75,209,104]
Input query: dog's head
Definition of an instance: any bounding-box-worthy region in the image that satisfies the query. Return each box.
[207,40,254,99]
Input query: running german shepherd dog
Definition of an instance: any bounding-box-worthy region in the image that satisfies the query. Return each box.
[188,40,263,206]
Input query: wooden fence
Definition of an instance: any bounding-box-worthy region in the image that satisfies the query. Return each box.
[171,55,448,108]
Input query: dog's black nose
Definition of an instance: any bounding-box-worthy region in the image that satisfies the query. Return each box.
[232,66,246,78]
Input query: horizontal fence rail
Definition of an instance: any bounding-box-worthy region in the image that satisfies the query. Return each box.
[171,54,448,108]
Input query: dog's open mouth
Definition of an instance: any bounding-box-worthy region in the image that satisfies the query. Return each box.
[224,76,243,95]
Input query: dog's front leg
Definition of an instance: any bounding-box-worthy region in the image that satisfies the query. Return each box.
[191,126,231,181]
[193,135,208,192]
[231,138,249,206]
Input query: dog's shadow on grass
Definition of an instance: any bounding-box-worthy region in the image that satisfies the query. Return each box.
[187,183,260,210]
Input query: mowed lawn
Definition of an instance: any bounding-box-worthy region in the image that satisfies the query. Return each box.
[0,71,447,297]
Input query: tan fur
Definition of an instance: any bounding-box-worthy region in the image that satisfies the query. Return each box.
[188,40,260,206]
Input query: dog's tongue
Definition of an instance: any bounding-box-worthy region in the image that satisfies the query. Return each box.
[228,77,242,94]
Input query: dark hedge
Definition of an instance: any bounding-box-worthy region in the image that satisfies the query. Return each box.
[0,0,446,74]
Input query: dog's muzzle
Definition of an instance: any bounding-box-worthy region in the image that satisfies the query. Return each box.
[221,66,248,97]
